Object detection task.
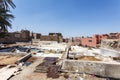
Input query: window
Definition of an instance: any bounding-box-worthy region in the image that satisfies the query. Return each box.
[89,40,92,42]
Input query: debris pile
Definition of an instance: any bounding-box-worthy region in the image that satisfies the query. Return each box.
[101,39,120,51]
[34,57,58,73]
[34,57,61,78]
[47,65,60,78]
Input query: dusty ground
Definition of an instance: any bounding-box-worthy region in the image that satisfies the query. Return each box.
[10,57,46,80]
[10,57,65,80]
[10,57,106,80]
[0,55,22,65]
[62,73,106,80]
[78,56,102,61]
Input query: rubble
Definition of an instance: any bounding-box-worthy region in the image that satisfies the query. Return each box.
[34,57,58,73]
[101,39,120,51]
[47,65,60,78]
[0,42,120,80]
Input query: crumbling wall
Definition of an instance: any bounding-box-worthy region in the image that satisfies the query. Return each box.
[61,60,120,79]
[101,39,120,51]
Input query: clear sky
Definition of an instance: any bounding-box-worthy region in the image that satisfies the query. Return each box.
[9,0,120,37]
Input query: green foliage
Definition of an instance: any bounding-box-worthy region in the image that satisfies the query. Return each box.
[0,0,16,37]
[0,0,16,10]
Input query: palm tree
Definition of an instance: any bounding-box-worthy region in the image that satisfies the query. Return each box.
[0,0,16,10]
[0,0,15,33]
[0,8,14,32]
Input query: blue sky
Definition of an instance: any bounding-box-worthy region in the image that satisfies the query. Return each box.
[9,0,120,37]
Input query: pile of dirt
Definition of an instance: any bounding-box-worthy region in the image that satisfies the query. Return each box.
[0,55,22,65]
[78,56,102,61]
[34,57,59,73]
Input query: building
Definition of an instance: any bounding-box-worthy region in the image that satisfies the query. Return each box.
[74,37,81,45]
[31,33,41,39]
[80,32,120,48]
[0,30,31,43]
[31,33,63,43]
[101,33,120,39]
[81,35,101,48]
[40,33,63,42]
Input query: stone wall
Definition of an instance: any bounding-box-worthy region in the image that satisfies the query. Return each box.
[40,35,63,42]
[31,33,63,43]
[0,30,31,43]
[61,60,120,79]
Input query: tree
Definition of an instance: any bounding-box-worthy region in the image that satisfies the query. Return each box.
[0,0,16,10]
[0,8,14,31]
[0,0,15,33]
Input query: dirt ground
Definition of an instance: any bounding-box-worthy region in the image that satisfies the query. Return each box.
[10,57,106,80]
[10,57,67,80]
[78,56,102,61]
[0,55,22,65]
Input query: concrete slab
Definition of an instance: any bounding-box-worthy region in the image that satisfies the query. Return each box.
[0,65,18,80]
[61,60,120,79]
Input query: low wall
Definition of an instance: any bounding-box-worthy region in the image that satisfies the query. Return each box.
[61,60,120,79]
[100,48,120,57]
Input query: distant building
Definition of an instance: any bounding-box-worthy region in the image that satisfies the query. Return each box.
[0,30,31,43]
[31,33,41,39]
[21,30,30,40]
[101,33,120,39]
[74,37,81,45]
[81,35,101,48]
[101,34,109,39]
[31,33,63,43]
[40,33,63,42]
[66,37,74,43]
[80,32,120,48]
[63,38,69,43]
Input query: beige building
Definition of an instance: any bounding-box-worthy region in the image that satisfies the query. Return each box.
[40,33,63,42]
[32,33,63,43]
[0,30,31,43]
